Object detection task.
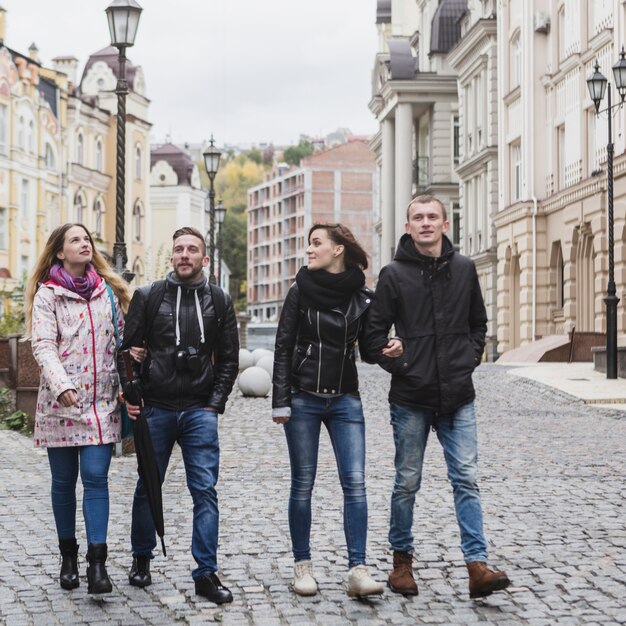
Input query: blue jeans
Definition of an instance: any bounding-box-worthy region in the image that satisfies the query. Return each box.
[47,444,113,544]
[131,406,220,580]
[284,391,368,568]
[388,401,488,562]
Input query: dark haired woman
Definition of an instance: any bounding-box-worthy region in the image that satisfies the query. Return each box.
[24,223,130,594]
[272,223,399,598]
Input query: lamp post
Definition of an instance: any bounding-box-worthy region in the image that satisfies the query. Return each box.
[105,0,142,282]
[203,136,222,283]
[214,199,227,286]
[587,49,626,379]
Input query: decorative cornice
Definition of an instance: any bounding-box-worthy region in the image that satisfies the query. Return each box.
[448,18,497,71]
[456,146,497,178]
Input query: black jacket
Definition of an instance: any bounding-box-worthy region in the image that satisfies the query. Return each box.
[121,273,239,413]
[272,283,373,410]
[361,235,487,416]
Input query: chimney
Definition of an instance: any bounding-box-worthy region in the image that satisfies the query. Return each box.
[0,7,6,43]
[28,42,39,62]
[52,56,79,88]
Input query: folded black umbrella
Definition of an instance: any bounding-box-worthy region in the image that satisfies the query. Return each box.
[122,351,167,556]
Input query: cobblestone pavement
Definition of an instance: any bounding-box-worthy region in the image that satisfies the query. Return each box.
[1,363,625,626]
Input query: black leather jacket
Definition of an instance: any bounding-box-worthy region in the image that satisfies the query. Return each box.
[121,274,239,413]
[272,283,372,410]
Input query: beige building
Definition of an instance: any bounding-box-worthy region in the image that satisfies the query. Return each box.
[495,1,624,354]
[0,4,151,309]
[247,140,377,322]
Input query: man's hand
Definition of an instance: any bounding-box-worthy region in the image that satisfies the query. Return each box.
[382,338,403,358]
[130,346,147,363]
[58,389,78,407]
[121,394,142,420]
[273,415,290,425]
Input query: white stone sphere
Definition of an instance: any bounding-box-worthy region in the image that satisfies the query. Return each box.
[252,348,273,365]
[238,349,254,371]
[256,354,274,377]
[238,366,272,397]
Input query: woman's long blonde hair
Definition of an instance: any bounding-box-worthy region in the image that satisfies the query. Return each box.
[24,223,131,336]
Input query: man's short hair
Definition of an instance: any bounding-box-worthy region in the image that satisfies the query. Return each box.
[406,195,447,221]
[172,226,207,255]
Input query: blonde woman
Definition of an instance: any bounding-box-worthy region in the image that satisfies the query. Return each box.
[24,223,130,595]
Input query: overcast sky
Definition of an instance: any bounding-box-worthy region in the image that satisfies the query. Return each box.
[4,0,380,147]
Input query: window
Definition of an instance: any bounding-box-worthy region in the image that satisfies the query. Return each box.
[96,139,103,171]
[133,200,143,242]
[511,143,522,201]
[74,191,86,224]
[135,145,142,180]
[452,202,461,248]
[28,120,34,153]
[94,198,105,238]
[0,208,6,248]
[45,144,55,170]
[511,32,521,90]
[558,6,566,61]
[18,115,25,149]
[20,179,29,219]
[453,116,460,165]
[557,124,565,189]
[76,132,84,165]
[0,104,7,155]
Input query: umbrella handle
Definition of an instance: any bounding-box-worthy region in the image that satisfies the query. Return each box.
[122,350,135,381]
[161,537,167,557]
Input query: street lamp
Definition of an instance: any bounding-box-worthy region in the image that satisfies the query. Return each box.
[203,136,222,283]
[105,0,143,282]
[587,49,626,379]
[214,199,227,286]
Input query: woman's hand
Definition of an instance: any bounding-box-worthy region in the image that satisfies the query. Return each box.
[130,346,147,363]
[272,415,290,425]
[119,393,142,420]
[382,338,403,358]
[58,389,78,407]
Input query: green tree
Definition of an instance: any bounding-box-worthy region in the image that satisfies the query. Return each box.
[218,211,247,311]
[0,278,26,337]
[283,139,314,166]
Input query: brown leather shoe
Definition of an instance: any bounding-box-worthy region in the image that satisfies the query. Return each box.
[466,561,511,598]
[388,551,418,596]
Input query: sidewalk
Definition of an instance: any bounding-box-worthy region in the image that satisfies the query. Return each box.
[500,361,626,409]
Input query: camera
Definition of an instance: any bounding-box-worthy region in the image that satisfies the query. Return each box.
[175,346,201,374]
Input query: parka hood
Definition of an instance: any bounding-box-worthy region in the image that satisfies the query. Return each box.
[393,233,455,264]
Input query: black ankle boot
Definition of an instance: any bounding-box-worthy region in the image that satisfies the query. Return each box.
[129,555,152,588]
[86,543,112,594]
[59,538,79,590]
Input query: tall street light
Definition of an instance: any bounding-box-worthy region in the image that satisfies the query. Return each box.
[214,199,227,286]
[587,48,626,379]
[105,0,142,281]
[203,136,222,283]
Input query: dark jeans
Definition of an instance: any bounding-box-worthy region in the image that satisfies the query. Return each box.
[47,444,113,544]
[284,391,368,568]
[130,406,220,580]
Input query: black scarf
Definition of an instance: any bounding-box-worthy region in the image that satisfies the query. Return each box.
[295,266,365,311]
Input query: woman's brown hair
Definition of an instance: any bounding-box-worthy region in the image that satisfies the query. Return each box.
[24,223,131,335]
[307,223,368,270]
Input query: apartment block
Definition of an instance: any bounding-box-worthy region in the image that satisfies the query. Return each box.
[247,140,377,322]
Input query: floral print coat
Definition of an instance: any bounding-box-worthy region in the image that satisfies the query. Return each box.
[31,278,124,448]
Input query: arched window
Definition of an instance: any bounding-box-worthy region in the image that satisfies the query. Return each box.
[45,144,56,170]
[28,120,34,153]
[18,115,25,149]
[95,138,103,171]
[77,132,84,166]
[135,145,142,180]
[94,197,105,238]
[133,200,143,242]
[74,190,87,224]
[133,257,145,283]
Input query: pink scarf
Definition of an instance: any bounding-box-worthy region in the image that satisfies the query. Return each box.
[49,263,101,300]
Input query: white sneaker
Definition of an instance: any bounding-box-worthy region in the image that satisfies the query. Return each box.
[293,560,318,596]
[347,565,385,597]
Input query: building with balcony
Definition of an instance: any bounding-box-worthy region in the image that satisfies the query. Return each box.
[369,0,463,269]
[247,140,377,322]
